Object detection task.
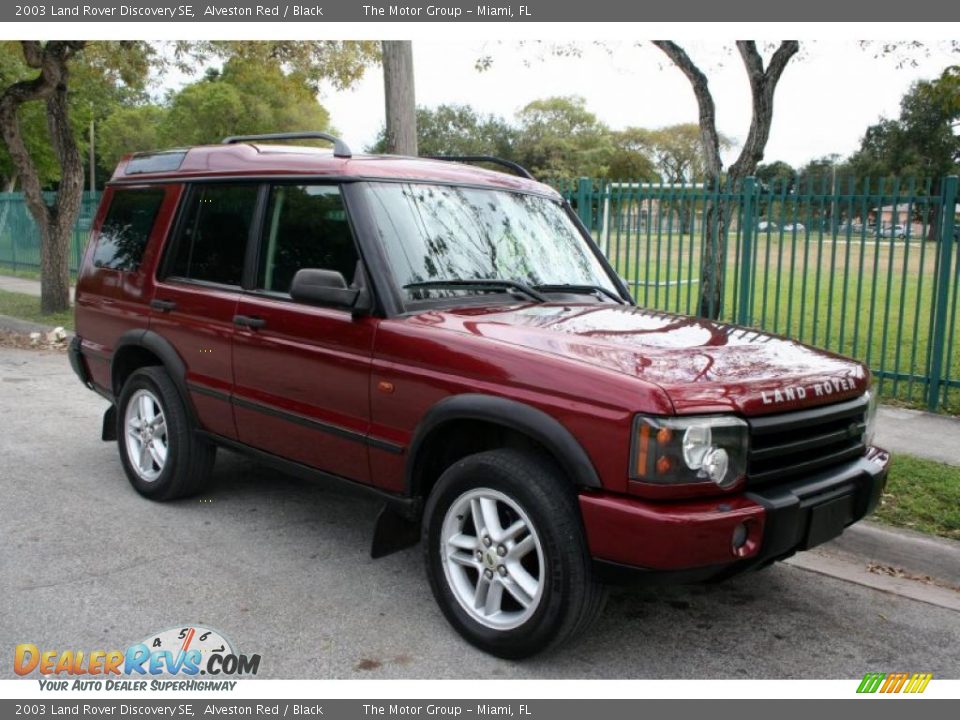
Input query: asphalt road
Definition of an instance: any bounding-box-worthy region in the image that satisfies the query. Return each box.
[1,346,958,679]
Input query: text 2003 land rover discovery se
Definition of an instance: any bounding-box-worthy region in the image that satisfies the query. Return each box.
[70,132,889,658]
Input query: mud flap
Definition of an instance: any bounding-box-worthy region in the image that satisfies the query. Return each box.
[101,405,117,441]
[370,504,421,559]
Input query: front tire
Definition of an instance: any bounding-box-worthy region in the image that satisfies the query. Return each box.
[423,449,606,658]
[116,366,215,501]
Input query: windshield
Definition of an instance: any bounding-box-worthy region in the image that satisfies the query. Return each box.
[360,182,619,305]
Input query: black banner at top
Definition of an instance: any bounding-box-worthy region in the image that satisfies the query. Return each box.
[3,0,959,22]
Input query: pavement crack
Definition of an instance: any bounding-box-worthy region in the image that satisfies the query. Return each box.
[16,555,174,591]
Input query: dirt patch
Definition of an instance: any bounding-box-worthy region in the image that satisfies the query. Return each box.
[867,562,960,593]
[0,329,68,352]
[354,658,383,671]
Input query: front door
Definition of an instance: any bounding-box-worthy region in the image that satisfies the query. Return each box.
[231,184,377,483]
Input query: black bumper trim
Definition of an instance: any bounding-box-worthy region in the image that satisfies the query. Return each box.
[68,335,90,387]
[593,453,889,586]
[744,454,888,566]
[69,335,114,403]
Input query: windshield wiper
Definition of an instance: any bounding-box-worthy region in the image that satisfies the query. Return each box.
[403,279,547,303]
[533,283,626,304]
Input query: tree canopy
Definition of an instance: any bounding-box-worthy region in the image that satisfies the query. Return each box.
[370,103,516,158]
[621,123,733,184]
[847,65,960,181]
[97,57,334,167]
[0,41,151,190]
[369,97,659,181]
[0,40,378,313]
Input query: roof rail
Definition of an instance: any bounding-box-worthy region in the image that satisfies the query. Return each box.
[222,131,351,159]
[426,155,535,180]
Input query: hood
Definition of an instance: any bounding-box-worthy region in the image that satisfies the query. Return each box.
[406,303,869,416]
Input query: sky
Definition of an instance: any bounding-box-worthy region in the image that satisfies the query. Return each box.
[300,39,958,169]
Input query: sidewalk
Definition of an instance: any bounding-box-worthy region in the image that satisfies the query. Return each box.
[0,274,75,303]
[876,406,960,467]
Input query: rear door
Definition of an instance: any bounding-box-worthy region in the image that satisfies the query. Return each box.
[231,184,377,483]
[75,185,173,394]
[150,183,261,440]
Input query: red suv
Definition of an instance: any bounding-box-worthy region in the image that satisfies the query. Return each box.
[70,132,889,658]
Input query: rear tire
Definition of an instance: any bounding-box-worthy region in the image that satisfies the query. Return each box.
[116,366,215,501]
[423,448,606,658]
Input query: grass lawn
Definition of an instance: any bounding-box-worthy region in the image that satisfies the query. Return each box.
[0,264,41,280]
[873,454,960,540]
[0,289,74,330]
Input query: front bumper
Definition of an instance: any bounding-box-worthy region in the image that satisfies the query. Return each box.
[580,447,890,583]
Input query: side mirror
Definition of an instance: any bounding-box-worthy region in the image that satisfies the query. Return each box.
[290,269,370,313]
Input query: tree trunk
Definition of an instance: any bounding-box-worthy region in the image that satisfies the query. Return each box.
[653,40,798,320]
[381,41,417,156]
[0,41,86,314]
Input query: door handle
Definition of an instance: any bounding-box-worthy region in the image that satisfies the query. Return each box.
[233,314,266,329]
[150,299,177,312]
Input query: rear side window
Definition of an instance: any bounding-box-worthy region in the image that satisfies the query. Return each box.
[92,189,165,271]
[167,184,258,286]
[258,185,359,294]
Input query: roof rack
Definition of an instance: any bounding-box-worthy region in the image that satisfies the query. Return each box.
[221,131,351,159]
[426,155,535,180]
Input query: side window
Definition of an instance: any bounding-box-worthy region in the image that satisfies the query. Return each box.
[167,184,258,286]
[258,185,360,294]
[92,189,165,271]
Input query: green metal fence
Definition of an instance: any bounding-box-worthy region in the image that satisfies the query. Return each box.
[1,180,958,412]
[555,176,960,412]
[0,192,101,275]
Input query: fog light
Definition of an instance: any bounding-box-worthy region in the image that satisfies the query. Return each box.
[732,522,749,551]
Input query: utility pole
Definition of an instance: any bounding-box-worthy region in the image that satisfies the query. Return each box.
[381,41,417,156]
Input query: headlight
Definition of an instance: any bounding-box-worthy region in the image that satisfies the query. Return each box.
[864,390,879,447]
[631,415,748,488]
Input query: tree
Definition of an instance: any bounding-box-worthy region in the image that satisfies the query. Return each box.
[627,123,734,184]
[97,105,165,169]
[848,66,960,181]
[847,66,960,238]
[195,41,380,92]
[160,59,332,148]
[756,160,797,192]
[381,41,417,155]
[513,96,615,178]
[0,42,104,312]
[369,103,516,158]
[605,131,659,182]
[611,124,727,232]
[0,40,378,314]
[652,41,800,317]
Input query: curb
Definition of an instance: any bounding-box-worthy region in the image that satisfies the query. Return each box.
[824,521,960,587]
[785,552,960,612]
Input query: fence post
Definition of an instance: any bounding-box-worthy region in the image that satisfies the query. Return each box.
[737,177,757,326]
[576,177,593,231]
[9,196,17,273]
[927,175,958,411]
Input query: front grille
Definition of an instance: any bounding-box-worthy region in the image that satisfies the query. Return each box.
[746,395,869,487]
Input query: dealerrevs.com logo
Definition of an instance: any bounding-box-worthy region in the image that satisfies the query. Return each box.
[14,625,260,691]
